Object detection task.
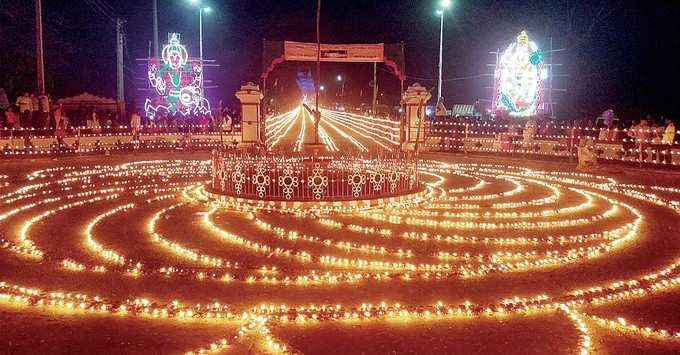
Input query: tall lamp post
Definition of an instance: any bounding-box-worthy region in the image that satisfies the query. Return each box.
[198,6,211,59]
[153,0,159,57]
[314,0,321,144]
[436,0,451,105]
[35,0,45,95]
[188,0,211,95]
[336,74,344,109]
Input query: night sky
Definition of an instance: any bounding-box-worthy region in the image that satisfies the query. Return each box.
[2,0,679,120]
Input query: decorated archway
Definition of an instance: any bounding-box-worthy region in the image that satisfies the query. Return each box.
[258,40,407,146]
[261,41,406,90]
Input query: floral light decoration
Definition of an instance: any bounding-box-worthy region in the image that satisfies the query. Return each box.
[308,163,329,200]
[278,165,299,200]
[495,30,545,117]
[145,33,211,119]
[252,165,271,198]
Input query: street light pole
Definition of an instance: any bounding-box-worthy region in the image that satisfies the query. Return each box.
[199,8,204,96]
[199,8,203,59]
[116,18,126,117]
[153,0,159,57]
[315,0,321,144]
[198,7,211,96]
[188,1,209,96]
[436,0,451,105]
[437,10,444,103]
[35,0,45,95]
[336,75,344,109]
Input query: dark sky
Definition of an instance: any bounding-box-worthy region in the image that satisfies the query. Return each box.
[2,0,680,120]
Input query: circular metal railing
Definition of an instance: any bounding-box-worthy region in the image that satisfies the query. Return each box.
[211,150,420,201]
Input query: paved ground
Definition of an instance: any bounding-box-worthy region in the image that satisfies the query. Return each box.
[1,150,680,354]
[265,107,401,153]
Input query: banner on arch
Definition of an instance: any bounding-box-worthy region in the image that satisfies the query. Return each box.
[283,41,385,63]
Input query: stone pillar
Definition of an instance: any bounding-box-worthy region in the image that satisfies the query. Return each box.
[400,83,432,151]
[235,82,264,145]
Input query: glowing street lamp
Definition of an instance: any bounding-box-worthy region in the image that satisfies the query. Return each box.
[336,75,345,106]
[187,0,211,94]
[436,0,451,105]
[320,85,326,101]
[186,0,211,58]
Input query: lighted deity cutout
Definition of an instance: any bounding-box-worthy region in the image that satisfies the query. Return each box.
[145,33,210,119]
[495,30,545,117]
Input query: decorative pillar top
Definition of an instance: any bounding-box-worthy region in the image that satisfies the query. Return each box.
[401,83,432,106]
[235,82,264,104]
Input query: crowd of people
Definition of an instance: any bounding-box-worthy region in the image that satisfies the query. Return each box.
[434,114,677,145]
[0,93,240,139]
[3,92,678,167]
[2,92,53,130]
[431,113,679,165]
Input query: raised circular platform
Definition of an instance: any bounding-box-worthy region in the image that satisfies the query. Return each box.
[210,149,420,202]
[204,187,428,213]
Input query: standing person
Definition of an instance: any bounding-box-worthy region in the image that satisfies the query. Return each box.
[199,114,210,133]
[130,110,141,141]
[0,88,9,110]
[38,93,50,129]
[86,107,97,129]
[523,117,537,143]
[91,109,101,133]
[105,113,113,128]
[662,119,676,145]
[4,106,20,130]
[216,102,225,129]
[16,93,32,128]
[662,118,676,164]
[158,113,167,132]
[636,119,650,162]
[30,93,40,129]
[15,93,31,113]
[53,104,63,130]
[625,120,639,157]
[55,120,66,147]
[225,110,233,133]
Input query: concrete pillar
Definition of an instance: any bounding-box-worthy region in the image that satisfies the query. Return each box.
[400,83,432,151]
[235,82,264,145]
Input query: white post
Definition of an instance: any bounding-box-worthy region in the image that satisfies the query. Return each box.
[315,0,321,144]
[199,9,204,96]
[152,0,159,58]
[199,9,203,59]
[35,0,45,95]
[116,18,125,117]
[372,62,378,115]
[437,11,444,103]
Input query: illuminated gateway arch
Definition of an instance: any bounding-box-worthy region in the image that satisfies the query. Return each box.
[257,41,415,146]
[260,41,406,91]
